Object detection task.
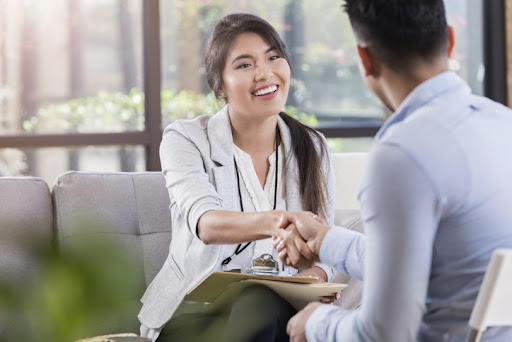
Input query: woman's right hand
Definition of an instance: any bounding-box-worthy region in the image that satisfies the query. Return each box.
[273,222,319,269]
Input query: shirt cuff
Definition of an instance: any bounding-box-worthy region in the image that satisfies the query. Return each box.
[305,304,351,342]
[314,263,334,282]
[140,323,161,342]
[319,226,364,279]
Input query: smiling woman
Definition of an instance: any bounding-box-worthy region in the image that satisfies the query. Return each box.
[220,32,291,126]
[137,13,338,342]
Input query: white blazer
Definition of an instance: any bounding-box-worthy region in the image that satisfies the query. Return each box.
[137,106,335,329]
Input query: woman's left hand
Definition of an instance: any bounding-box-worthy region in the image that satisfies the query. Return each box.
[294,268,340,304]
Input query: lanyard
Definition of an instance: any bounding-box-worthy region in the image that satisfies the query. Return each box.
[221,126,279,268]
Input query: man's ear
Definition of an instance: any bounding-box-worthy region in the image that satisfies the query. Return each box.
[357,45,378,77]
[447,25,456,58]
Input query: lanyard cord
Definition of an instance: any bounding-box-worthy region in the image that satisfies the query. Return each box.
[221,126,279,268]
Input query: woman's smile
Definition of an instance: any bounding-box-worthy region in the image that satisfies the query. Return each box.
[252,84,279,100]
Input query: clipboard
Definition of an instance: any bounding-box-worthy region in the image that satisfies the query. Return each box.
[185,271,347,310]
[243,279,347,311]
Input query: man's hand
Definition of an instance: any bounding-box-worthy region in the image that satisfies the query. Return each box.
[286,301,323,342]
[273,212,331,268]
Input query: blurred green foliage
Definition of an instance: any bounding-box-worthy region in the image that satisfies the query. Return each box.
[24,89,318,134]
[22,87,379,153]
[23,89,145,133]
[0,233,140,342]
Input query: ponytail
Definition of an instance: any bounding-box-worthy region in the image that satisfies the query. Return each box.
[279,112,328,219]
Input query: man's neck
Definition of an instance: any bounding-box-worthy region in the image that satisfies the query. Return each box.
[381,59,448,113]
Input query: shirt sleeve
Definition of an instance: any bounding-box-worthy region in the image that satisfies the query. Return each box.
[160,122,223,240]
[307,142,442,342]
[319,226,365,281]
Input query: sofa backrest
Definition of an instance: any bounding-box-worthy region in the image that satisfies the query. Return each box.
[0,177,53,286]
[52,171,172,289]
[331,152,367,211]
[51,171,174,335]
[0,152,368,289]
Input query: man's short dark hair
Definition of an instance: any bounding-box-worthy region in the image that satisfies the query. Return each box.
[343,0,448,71]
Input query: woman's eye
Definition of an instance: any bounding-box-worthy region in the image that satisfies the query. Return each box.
[236,63,251,69]
[269,55,280,61]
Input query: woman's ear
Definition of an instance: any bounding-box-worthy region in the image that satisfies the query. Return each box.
[218,86,227,99]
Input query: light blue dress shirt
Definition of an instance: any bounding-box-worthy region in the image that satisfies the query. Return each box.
[306,72,512,342]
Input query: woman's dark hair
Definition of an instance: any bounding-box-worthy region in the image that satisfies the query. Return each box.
[343,0,448,72]
[204,13,328,219]
[279,113,328,219]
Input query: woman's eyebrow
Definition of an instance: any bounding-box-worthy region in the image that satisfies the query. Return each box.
[231,54,253,65]
[230,47,277,65]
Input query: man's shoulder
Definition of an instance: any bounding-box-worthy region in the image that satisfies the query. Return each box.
[373,91,512,192]
[380,91,498,149]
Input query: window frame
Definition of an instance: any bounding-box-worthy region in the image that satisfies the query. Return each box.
[0,0,506,171]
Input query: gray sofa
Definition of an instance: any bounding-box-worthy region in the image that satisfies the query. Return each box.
[0,153,366,337]
[0,172,172,336]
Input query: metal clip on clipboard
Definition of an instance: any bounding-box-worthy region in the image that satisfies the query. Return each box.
[247,253,279,276]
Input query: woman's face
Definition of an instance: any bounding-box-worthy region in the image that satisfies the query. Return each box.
[220,32,291,122]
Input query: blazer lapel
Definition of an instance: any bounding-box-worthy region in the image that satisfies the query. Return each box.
[208,106,238,211]
[208,105,234,166]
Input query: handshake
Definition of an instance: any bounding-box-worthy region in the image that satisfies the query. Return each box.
[272,211,331,271]
[272,212,337,342]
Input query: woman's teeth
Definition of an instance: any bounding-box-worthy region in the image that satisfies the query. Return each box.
[253,85,278,96]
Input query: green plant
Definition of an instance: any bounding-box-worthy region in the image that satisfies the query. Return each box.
[160,90,221,125]
[23,89,145,134]
[24,89,318,133]
[0,233,140,342]
[283,105,318,126]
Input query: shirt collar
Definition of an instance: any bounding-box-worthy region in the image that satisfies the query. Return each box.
[375,71,471,141]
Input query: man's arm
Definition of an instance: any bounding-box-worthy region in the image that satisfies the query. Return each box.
[276,142,441,341]
[305,143,442,341]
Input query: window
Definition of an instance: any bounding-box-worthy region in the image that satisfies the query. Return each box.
[159,0,485,152]
[0,0,502,182]
[0,0,145,181]
[1,0,143,135]
[445,0,484,95]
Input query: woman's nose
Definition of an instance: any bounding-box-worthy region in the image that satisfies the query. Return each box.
[255,64,273,81]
